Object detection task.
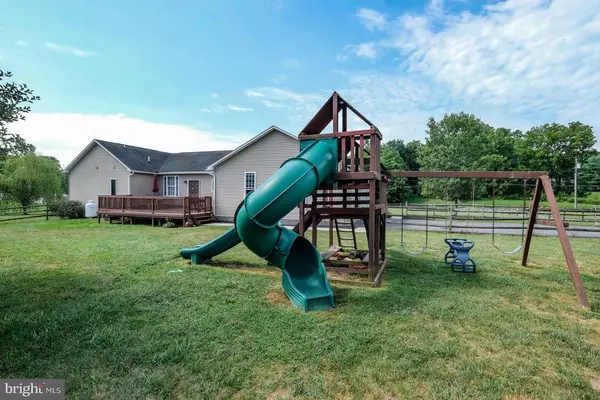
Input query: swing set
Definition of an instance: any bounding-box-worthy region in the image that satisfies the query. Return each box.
[391,170,590,310]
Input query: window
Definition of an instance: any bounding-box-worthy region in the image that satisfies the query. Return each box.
[163,176,179,196]
[110,179,117,195]
[211,178,215,193]
[244,172,256,196]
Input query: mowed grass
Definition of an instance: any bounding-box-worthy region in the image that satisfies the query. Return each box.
[1,220,600,399]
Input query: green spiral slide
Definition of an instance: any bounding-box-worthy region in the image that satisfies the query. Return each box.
[180,139,338,312]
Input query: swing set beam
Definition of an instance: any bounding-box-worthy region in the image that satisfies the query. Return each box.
[390,171,546,179]
[388,170,591,310]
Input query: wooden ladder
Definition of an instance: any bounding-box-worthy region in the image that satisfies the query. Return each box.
[334,218,358,250]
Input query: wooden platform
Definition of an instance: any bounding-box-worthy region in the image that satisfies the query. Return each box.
[320,245,387,287]
[97,195,215,225]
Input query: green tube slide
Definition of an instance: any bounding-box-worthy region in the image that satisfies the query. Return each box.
[179,139,338,312]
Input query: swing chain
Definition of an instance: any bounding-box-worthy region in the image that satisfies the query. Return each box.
[492,178,527,254]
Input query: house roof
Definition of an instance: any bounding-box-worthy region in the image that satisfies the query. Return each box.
[64,125,292,173]
[64,139,232,173]
[158,150,232,173]
[95,140,171,173]
[207,125,296,170]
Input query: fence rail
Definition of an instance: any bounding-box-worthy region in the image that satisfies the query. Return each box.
[389,203,600,226]
[0,204,50,223]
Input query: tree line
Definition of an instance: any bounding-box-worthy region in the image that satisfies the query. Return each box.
[382,112,599,202]
[1,70,64,213]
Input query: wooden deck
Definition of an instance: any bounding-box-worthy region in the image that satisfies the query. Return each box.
[97,195,215,225]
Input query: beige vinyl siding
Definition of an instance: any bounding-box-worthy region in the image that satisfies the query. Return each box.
[129,173,156,196]
[68,143,130,204]
[214,130,299,222]
[131,173,214,197]
[177,174,213,197]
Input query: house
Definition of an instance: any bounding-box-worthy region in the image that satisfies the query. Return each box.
[64,126,300,223]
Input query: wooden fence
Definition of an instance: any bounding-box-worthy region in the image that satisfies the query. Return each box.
[389,203,600,228]
[0,204,50,223]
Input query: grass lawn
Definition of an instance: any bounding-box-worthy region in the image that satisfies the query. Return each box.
[1,219,600,399]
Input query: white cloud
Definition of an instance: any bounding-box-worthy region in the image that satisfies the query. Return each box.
[45,42,100,57]
[260,100,283,108]
[200,106,224,114]
[269,74,288,84]
[427,0,445,17]
[341,0,600,142]
[244,87,325,123]
[244,90,265,98]
[356,8,387,31]
[227,104,253,112]
[15,40,28,46]
[9,113,250,167]
[351,42,378,59]
[201,104,253,113]
[336,54,348,62]
[282,58,300,68]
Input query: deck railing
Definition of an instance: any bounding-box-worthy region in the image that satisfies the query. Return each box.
[98,195,212,215]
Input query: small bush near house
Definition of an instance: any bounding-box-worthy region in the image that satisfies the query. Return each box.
[49,200,85,219]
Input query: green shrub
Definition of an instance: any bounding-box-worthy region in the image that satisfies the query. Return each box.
[49,200,85,219]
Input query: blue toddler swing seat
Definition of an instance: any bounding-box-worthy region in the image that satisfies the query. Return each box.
[444,238,476,273]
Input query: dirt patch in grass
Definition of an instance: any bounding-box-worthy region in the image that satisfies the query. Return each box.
[591,379,600,392]
[265,289,292,307]
[265,388,292,400]
[206,262,280,277]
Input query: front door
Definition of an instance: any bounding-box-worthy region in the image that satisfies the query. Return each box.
[188,180,200,197]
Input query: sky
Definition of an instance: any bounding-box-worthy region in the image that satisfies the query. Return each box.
[1,0,599,167]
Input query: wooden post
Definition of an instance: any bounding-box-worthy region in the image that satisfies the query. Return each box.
[368,179,376,282]
[332,93,339,133]
[299,200,305,236]
[540,175,590,310]
[328,218,334,247]
[521,179,542,266]
[359,135,365,172]
[45,204,49,221]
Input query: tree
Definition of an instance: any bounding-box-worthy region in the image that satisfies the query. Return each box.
[579,155,600,194]
[518,122,596,193]
[381,142,408,202]
[0,70,38,161]
[0,153,62,214]
[417,113,501,200]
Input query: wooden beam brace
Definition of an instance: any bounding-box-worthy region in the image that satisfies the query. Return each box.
[335,171,381,181]
[540,175,590,310]
[521,178,542,267]
[390,171,547,179]
[535,219,570,228]
[297,129,376,141]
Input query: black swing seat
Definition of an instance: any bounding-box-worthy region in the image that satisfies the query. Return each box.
[444,238,477,273]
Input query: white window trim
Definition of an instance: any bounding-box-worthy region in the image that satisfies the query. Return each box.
[187,179,200,196]
[163,175,179,197]
[244,172,256,197]
[211,178,215,193]
[110,178,117,195]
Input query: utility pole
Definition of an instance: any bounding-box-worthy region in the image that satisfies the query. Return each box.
[574,159,582,208]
